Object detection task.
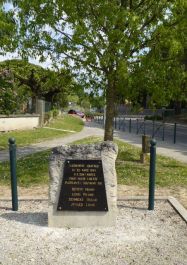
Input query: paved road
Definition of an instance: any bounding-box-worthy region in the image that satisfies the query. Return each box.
[114,117,187,145]
[0,121,187,163]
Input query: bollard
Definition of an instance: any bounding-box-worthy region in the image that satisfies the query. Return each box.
[9,138,18,211]
[143,120,146,135]
[174,123,177,144]
[152,120,155,138]
[123,118,125,131]
[162,122,165,141]
[119,118,121,130]
[142,135,150,154]
[148,139,156,210]
[129,118,131,133]
[136,119,139,134]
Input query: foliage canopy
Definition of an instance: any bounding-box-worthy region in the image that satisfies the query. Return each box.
[1,0,186,139]
[0,59,76,114]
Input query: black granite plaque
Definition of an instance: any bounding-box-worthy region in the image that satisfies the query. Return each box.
[57,159,108,211]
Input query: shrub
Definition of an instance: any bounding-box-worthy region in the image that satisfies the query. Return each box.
[85,111,94,119]
[144,115,163,121]
[52,108,59,118]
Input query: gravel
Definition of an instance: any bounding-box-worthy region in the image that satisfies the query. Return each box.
[0,200,187,265]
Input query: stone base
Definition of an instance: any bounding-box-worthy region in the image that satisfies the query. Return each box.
[48,206,116,228]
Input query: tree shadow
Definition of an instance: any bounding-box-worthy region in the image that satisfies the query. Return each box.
[1,212,48,227]
[117,150,141,163]
[118,204,147,211]
[0,206,12,210]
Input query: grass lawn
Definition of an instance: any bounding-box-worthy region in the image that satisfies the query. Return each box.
[0,136,187,188]
[0,115,84,150]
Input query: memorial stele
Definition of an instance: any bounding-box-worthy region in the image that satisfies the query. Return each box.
[48,141,118,228]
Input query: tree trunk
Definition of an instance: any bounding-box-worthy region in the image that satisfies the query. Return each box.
[174,100,182,115]
[104,77,116,141]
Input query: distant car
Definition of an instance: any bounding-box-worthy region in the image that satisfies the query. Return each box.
[68,109,85,118]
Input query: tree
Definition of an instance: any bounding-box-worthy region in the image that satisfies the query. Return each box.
[1,0,186,140]
[0,2,16,53]
[0,68,18,114]
[0,59,75,111]
[129,4,187,111]
[89,92,105,111]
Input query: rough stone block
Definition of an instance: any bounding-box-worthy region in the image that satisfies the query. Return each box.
[48,141,118,228]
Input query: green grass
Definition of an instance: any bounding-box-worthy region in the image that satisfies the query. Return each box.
[117,139,187,187]
[0,115,84,150]
[0,150,50,187]
[1,136,187,188]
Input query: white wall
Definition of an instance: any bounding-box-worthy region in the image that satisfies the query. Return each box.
[0,115,40,132]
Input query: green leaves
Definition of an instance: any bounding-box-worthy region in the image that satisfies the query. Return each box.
[0,59,77,113]
[1,0,186,138]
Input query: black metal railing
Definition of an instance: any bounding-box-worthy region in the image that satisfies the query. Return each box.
[94,115,187,145]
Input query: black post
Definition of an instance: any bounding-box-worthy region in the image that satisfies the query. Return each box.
[174,123,177,144]
[129,118,131,133]
[136,119,139,134]
[144,120,146,135]
[123,117,125,131]
[152,120,155,138]
[9,138,18,211]
[115,116,117,129]
[148,139,156,210]
[162,122,165,141]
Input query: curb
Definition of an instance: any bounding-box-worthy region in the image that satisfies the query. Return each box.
[168,196,187,223]
[118,195,187,223]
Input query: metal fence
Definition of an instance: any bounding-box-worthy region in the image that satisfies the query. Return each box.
[94,115,187,145]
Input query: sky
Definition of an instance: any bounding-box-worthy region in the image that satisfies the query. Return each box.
[0,52,53,69]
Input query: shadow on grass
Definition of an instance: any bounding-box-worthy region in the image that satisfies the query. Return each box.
[117,151,141,163]
[116,159,141,164]
[161,164,181,168]
[1,212,48,227]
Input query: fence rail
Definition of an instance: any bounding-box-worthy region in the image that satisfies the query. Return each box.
[94,115,187,145]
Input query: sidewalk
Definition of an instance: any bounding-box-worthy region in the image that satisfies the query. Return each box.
[0,121,187,163]
[0,122,104,162]
[114,129,187,163]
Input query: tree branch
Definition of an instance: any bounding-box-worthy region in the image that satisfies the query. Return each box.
[54,27,73,42]
[54,25,103,60]
[140,13,157,31]
[133,0,147,10]
[62,51,104,72]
